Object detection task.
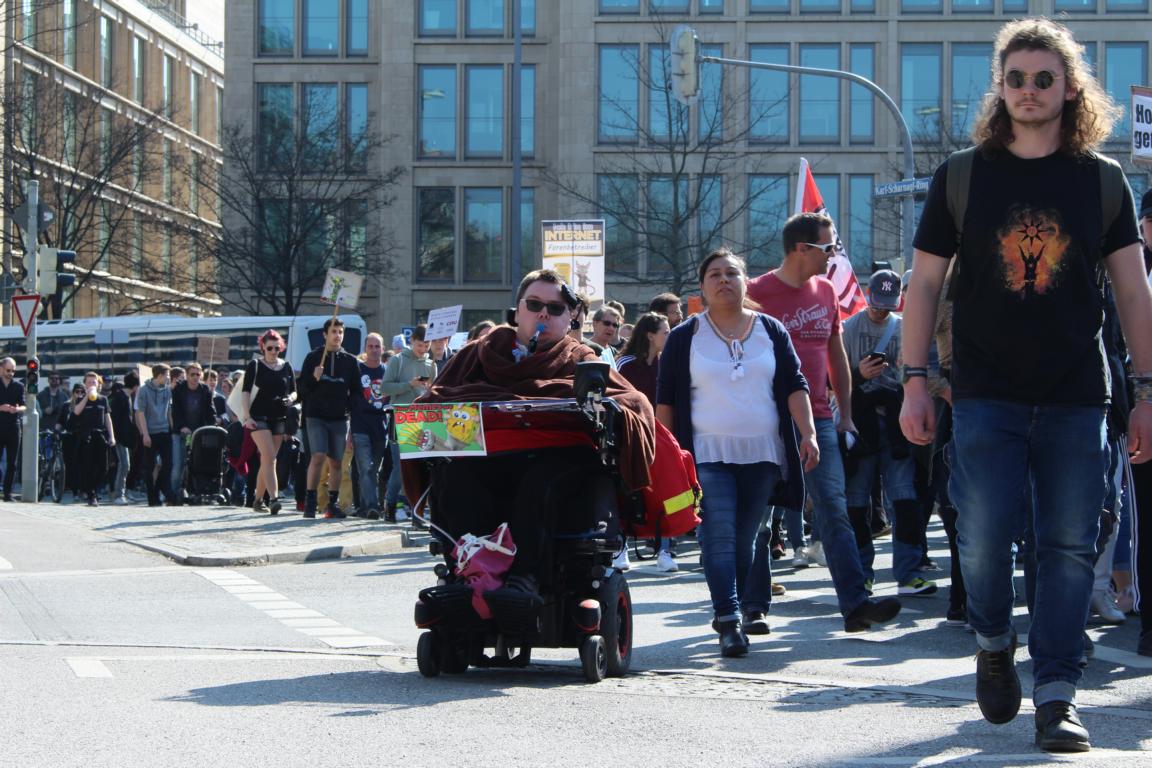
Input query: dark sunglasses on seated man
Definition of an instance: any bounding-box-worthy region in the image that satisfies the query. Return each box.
[522,298,569,317]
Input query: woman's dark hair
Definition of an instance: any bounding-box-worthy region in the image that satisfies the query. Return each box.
[259,329,284,348]
[467,320,496,341]
[621,312,669,361]
[697,247,747,285]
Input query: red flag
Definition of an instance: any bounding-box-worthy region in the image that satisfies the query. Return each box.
[794,159,867,320]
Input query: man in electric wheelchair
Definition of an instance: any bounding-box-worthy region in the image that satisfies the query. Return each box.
[402,269,656,680]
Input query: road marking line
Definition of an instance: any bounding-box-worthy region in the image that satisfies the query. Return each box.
[66,658,113,678]
[195,570,393,648]
[280,618,342,628]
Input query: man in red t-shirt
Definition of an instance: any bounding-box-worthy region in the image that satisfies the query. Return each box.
[746,211,902,632]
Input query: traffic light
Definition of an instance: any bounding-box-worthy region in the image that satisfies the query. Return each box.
[36,246,77,294]
[26,358,39,389]
[669,25,700,106]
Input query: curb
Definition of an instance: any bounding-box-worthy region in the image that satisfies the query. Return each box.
[118,531,413,567]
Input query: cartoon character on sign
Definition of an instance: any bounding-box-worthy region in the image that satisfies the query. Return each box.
[397,405,482,453]
[575,260,596,297]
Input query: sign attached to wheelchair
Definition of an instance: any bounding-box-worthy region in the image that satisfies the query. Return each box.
[394,403,488,458]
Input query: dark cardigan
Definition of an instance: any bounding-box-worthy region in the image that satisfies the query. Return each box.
[656,313,809,511]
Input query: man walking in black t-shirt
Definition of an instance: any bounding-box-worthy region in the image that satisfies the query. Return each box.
[901,19,1152,754]
[0,358,26,501]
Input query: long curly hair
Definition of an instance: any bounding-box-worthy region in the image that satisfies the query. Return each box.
[971,18,1122,155]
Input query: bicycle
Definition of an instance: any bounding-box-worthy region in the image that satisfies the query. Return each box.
[38,430,66,503]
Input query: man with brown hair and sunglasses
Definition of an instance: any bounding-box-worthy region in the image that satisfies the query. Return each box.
[901,18,1152,753]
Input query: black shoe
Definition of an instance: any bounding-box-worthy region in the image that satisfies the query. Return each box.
[365,508,380,520]
[844,596,902,632]
[383,503,396,523]
[87,493,98,507]
[946,606,968,627]
[269,500,281,516]
[1139,629,1152,657]
[975,636,1021,725]
[323,504,346,519]
[1035,701,1090,753]
[304,495,317,519]
[742,611,770,636]
[717,620,749,657]
[2,494,12,502]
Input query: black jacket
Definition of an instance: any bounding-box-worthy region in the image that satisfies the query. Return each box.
[109,387,138,449]
[170,381,214,433]
[296,346,360,421]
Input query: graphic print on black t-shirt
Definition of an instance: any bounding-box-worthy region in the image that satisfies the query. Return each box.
[997,206,1072,298]
[361,370,386,411]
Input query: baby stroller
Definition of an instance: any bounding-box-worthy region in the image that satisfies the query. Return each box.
[413,362,636,683]
[183,425,230,505]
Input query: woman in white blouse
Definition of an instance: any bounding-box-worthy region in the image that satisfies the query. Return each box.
[656,249,819,657]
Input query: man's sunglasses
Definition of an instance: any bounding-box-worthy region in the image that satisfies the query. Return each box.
[1004,69,1062,90]
[599,320,620,328]
[523,298,569,317]
[802,242,837,254]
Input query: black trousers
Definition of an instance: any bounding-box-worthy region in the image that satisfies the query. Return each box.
[1133,458,1152,633]
[143,432,174,504]
[430,447,618,583]
[0,426,18,497]
[78,431,109,495]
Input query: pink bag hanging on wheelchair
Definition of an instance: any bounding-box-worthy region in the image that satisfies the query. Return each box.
[452,522,517,619]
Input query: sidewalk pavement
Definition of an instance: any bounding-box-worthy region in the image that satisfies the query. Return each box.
[5,495,420,567]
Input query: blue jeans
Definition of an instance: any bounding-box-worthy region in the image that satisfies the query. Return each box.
[771,505,805,551]
[384,438,403,508]
[352,431,387,513]
[845,415,921,584]
[696,461,780,621]
[951,399,1107,706]
[807,417,871,616]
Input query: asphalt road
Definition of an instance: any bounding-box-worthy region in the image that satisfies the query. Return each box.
[1,503,1150,768]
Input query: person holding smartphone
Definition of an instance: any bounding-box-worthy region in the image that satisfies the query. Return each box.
[379,323,437,523]
[842,269,935,597]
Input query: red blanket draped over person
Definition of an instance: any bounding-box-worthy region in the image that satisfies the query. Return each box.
[401,326,655,504]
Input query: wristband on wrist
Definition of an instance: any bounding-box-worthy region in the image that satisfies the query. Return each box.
[902,366,928,384]
[1133,380,1152,403]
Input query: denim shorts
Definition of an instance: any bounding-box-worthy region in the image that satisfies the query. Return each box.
[306,417,349,460]
[251,417,287,436]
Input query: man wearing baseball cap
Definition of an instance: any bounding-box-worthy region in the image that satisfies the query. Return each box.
[841,269,937,597]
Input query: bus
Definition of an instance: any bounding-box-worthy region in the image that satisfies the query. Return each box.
[0,314,367,382]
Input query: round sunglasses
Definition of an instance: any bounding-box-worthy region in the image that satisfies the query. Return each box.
[1004,69,1062,90]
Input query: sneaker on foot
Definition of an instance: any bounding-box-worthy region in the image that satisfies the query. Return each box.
[253,501,269,514]
[394,507,410,522]
[898,577,939,596]
[1035,701,1090,753]
[863,578,874,596]
[1116,585,1136,615]
[771,583,787,597]
[770,540,786,560]
[656,550,678,572]
[112,495,130,506]
[975,635,1021,724]
[323,504,347,519]
[1089,588,1125,625]
[844,596,902,632]
[792,547,810,569]
[366,508,380,520]
[946,606,968,627]
[269,500,282,516]
[612,548,631,572]
[806,541,826,567]
[742,611,770,635]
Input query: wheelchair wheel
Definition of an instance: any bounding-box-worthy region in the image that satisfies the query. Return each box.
[416,632,440,677]
[580,635,607,683]
[599,572,632,677]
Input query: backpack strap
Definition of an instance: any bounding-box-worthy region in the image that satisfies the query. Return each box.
[944,146,977,301]
[1090,150,1129,295]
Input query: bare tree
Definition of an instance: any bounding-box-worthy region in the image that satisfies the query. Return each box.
[205,93,404,316]
[539,19,789,298]
[1,69,175,318]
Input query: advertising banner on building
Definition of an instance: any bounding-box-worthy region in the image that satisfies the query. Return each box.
[541,219,605,306]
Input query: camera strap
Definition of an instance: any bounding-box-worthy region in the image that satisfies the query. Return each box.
[872,315,897,357]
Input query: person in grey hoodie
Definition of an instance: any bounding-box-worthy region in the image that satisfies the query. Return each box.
[379,323,437,522]
[134,364,173,506]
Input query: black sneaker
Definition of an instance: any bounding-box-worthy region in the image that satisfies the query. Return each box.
[269,500,281,516]
[323,504,346,519]
[365,508,380,520]
[975,635,1021,724]
[844,596,902,632]
[742,611,770,636]
[1139,629,1152,657]
[1035,701,1090,753]
[303,496,317,519]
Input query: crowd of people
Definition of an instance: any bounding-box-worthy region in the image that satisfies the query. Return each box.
[2,16,1152,756]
